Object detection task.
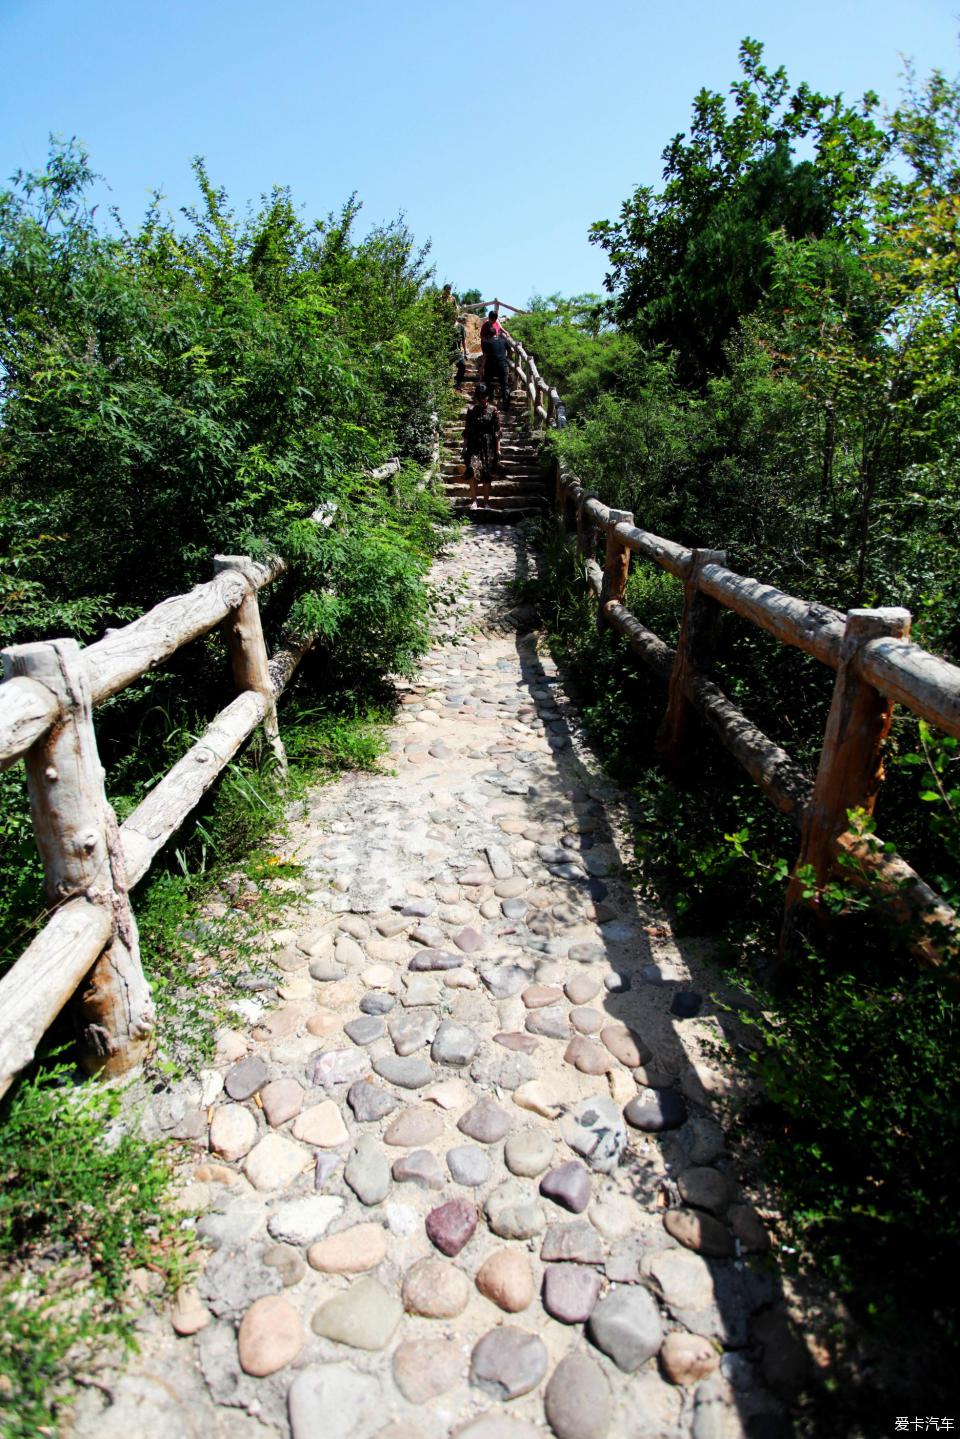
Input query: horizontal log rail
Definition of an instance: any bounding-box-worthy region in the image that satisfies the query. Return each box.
[516,338,960,966]
[0,456,403,1097]
[458,297,526,314]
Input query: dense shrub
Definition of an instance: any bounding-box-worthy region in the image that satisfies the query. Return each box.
[0,142,456,955]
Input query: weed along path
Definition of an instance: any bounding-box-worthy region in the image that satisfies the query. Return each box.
[71,527,799,1439]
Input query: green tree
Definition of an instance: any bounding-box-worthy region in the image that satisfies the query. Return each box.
[590,38,888,383]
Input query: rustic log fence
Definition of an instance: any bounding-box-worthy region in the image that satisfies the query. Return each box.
[517,350,960,967]
[458,299,567,431]
[0,461,401,1098]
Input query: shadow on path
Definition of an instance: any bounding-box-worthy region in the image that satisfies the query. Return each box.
[504,529,801,1439]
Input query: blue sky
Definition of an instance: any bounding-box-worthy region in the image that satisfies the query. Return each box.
[0,0,955,306]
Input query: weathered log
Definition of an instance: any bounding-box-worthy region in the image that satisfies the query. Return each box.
[835,828,960,968]
[699,563,844,668]
[553,455,564,513]
[558,465,582,533]
[576,492,601,562]
[598,510,633,630]
[535,403,548,426]
[369,457,401,482]
[85,558,285,704]
[583,495,612,528]
[0,897,114,1100]
[121,689,267,888]
[605,601,676,682]
[617,523,691,580]
[0,675,60,772]
[268,631,316,698]
[858,635,960,740]
[657,550,726,769]
[783,608,911,947]
[214,556,287,775]
[688,672,813,821]
[594,583,809,815]
[3,639,154,1077]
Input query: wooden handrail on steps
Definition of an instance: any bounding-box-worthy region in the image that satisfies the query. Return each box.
[511,332,960,965]
[0,462,402,1097]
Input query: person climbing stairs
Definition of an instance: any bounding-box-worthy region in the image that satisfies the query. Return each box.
[439,343,553,523]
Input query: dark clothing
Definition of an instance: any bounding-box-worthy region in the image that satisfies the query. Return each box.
[479,315,502,382]
[463,402,501,479]
[483,334,510,409]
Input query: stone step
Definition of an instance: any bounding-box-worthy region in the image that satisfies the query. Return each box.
[441,438,535,451]
[443,476,551,490]
[452,497,548,514]
[440,460,543,474]
[440,452,542,466]
[446,491,551,507]
[441,439,540,450]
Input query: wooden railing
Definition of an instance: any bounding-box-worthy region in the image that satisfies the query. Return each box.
[0,463,401,1097]
[520,352,960,965]
[502,331,566,432]
[458,301,567,428]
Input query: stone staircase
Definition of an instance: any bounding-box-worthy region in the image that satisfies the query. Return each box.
[440,352,553,523]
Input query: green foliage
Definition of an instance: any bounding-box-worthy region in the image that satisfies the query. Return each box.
[741,936,959,1351]
[0,142,451,650]
[0,1063,189,1436]
[0,142,455,999]
[282,703,389,773]
[0,1067,181,1295]
[590,38,888,383]
[506,295,634,417]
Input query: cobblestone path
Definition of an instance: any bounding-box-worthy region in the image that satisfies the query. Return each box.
[71,527,795,1439]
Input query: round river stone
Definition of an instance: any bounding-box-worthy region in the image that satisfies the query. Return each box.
[458,1097,512,1143]
[447,1144,493,1187]
[469,1326,548,1400]
[426,1199,478,1256]
[544,1352,612,1439]
[542,1264,603,1324]
[475,1248,534,1313]
[588,1286,663,1372]
[402,1255,471,1318]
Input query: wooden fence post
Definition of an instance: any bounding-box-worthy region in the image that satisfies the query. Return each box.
[781,606,911,950]
[553,457,565,516]
[214,556,287,776]
[656,548,727,770]
[576,492,600,564]
[598,510,634,631]
[1,639,154,1074]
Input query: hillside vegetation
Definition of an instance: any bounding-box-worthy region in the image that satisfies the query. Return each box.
[0,150,457,1431]
[0,143,456,964]
[509,40,960,1424]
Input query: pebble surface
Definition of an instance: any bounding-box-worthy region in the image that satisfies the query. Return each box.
[74,524,789,1439]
